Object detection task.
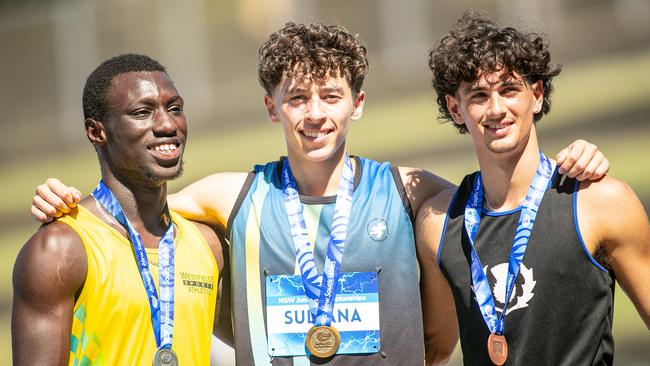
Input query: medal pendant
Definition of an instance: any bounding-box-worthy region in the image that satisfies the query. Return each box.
[306,325,341,358]
[487,333,508,365]
[153,347,179,366]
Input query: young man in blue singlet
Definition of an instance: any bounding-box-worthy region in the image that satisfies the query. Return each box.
[417,13,650,365]
[13,54,225,365]
[30,23,610,365]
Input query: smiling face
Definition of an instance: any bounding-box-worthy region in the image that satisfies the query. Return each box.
[264,73,365,165]
[445,70,544,156]
[92,71,187,187]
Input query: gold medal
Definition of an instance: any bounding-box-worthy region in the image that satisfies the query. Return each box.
[487,333,508,365]
[305,325,341,358]
[153,347,178,366]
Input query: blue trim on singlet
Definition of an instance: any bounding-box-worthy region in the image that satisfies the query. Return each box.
[572,180,609,273]
[482,207,522,216]
[437,188,459,267]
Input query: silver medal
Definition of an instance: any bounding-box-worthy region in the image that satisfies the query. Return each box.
[153,348,178,366]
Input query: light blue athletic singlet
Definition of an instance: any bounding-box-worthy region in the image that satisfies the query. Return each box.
[227,156,424,365]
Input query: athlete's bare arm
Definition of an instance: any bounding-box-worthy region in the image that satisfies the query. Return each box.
[415,189,460,365]
[169,172,249,234]
[577,176,650,329]
[28,140,608,225]
[12,223,87,365]
[32,172,249,236]
[398,139,610,214]
[191,221,234,346]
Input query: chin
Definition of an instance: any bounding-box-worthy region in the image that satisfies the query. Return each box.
[137,162,184,185]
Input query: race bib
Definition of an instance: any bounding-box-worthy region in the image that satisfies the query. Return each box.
[265,271,380,356]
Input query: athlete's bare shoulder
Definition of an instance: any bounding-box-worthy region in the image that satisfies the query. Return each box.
[14,215,88,310]
[396,166,455,215]
[577,175,648,252]
[416,188,458,262]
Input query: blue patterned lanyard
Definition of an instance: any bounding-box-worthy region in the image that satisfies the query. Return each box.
[281,156,355,326]
[92,180,175,350]
[464,152,553,335]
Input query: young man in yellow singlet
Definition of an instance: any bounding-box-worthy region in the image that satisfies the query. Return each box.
[12,54,225,365]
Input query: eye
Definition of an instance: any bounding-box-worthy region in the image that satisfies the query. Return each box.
[288,95,308,106]
[132,109,152,118]
[323,94,341,103]
[501,87,519,96]
[470,92,488,102]
[168,104,184,114]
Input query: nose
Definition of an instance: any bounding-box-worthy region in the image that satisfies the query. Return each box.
[486,93,506,119]
[305,97,327,122]
[153,108,179,136]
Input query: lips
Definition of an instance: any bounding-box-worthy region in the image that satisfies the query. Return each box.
[300,129,333,142]
[148,140,182,164]
[483,122,513,137]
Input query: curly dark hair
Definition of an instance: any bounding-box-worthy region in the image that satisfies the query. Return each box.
[258,22,369,96]
[82,54,167,121]
[428,12,562,134]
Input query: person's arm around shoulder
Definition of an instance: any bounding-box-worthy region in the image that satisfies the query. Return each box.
[156,172,249,235]
[397,139,609,216]
[12,222,87,365]
[397,167,455,216]
[189,221,233,346]
[577,176,650,329]
[31,172,250,235]
[416,188,459,366]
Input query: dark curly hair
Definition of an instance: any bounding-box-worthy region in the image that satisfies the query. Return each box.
[258,22,369,96]
[428,12,562,134]
[83,54,167,121]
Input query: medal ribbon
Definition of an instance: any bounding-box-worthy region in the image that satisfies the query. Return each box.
[92,181,175,349]
[281,156,354,326]
[464,152,553,335]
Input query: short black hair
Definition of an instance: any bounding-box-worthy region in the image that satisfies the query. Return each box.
[82,54,167,120]
[429,12,561,134]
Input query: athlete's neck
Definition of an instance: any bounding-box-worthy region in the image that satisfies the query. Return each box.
[98,172,170,237]
[477,132,542,212]
[286,149,352,197]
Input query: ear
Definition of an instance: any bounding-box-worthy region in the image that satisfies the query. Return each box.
[445,94,465,127]
[350,91,365,121]
[85,118,107,146]
[531,80,544,114]
[264,94,280,123]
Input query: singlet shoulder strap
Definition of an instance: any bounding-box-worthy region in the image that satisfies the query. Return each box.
[226,171,256,239]
[389,165,414,223]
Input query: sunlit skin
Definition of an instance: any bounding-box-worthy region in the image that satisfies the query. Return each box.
[446,71,544,157]
[263,74,365,196]
[12,70,225,366]
[99,71,187,189]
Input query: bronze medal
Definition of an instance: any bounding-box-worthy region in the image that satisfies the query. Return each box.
[305,325,341,358]
[487,333,508,365]
[153,348,178,366]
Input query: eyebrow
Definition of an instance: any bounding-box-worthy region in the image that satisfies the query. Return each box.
[462,80,525,95]
[321,86,345,94]
[285,86,309,94]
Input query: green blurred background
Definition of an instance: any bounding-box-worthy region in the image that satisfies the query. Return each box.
[1,0,648,364]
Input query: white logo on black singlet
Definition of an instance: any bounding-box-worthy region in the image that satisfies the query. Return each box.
[484,263,536,315]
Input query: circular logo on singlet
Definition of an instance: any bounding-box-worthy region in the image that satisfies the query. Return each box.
[367,218,388,242]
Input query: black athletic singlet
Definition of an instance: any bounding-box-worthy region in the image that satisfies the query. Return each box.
[438,170,615,365]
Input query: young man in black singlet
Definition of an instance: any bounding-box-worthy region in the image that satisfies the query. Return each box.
[417,13,650,365]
